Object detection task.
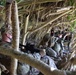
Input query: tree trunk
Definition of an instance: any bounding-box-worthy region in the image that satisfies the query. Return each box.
[11,1,20,75]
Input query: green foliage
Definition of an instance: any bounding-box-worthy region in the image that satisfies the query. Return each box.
[0,0,6,6]
[0,0,21,6]
[16,0,21,2]
[70,21,76,32]
[67,15,72,21]
[68,0,76,6]
[72,21,76,27]
[68,0,75,6]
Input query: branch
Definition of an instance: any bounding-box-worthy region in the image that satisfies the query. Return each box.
[18,0,63,6]
[22,15,29,45]
[11,1,20,50]
[29,9,73,34]
[0,46,52,75]
[42,6,73,18]
[0,46,76,75]
[57,6,72,12]
[11,1,20,75]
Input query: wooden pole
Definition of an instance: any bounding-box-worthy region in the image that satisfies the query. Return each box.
[11,1,20,75]
[5,0,12,31]
[22,14,29,45]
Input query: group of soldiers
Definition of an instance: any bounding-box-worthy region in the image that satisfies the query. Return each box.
[0,26,73,75]
[18,28,73,75]
[18,42,58,75]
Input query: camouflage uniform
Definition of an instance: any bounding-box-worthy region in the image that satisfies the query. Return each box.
[28,52,41,75]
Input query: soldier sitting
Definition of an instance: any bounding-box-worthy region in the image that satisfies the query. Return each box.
[0,25,12,48]
[38,49,57,75]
